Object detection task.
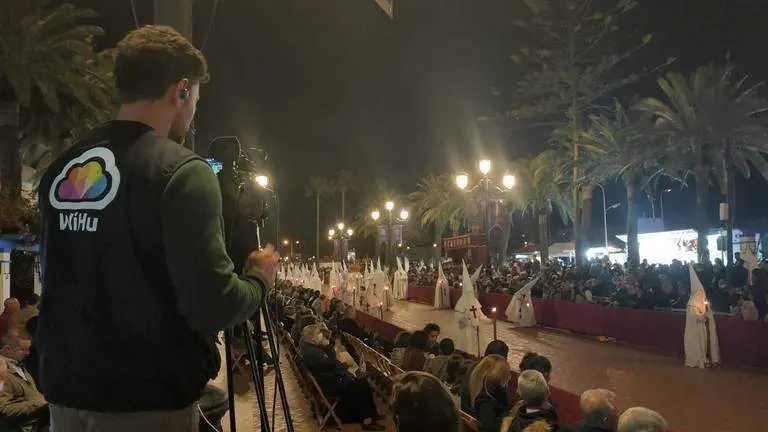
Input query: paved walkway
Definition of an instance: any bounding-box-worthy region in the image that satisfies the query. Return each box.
[378,300,766,432]
[210,335,396,432]
[210,337,316,432]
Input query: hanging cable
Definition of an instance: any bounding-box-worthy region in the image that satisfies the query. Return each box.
[201,0,221,52]
[130,0,139,28]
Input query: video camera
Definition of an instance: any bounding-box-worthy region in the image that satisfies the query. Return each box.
[207,136,273,267]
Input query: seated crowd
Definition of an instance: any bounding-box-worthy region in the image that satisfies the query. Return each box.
[0,295,48,432]
[275,282,671,432]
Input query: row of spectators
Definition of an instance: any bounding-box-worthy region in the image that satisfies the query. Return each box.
[0,295,47,431]
[277,282,671,432]
[406,256,768,321]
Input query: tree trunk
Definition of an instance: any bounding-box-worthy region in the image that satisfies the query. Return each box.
[315,194,320,260]
[724,139,735,267]
[538,210,549,262]
[433,222,443,263]
[626,181,640,268]
[0,100,21,201]
[499,222,511,265]
[0,126,21,201]
[580,186,593,249]
[694,162,710,263]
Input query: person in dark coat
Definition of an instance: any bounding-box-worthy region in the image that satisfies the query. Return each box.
[506,370,566,432]
[300,325,383,431]
[574,389,617,432]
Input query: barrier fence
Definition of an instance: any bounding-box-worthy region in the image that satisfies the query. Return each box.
[406,284,768,369]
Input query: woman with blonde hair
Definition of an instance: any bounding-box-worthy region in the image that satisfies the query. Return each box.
[469,354,512,432]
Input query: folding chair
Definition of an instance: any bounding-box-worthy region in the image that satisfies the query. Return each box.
[306,372,343,430]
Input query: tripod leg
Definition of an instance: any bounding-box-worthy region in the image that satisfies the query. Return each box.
[243,321,270,432]
[262,305,294,432]
[223,329,237,432]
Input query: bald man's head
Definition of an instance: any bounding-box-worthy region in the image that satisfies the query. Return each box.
[580,389,618,428]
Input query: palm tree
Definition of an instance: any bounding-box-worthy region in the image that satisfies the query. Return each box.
[510,151,571,262]
[0,1,114,201]
[581,101,660,267]
[305,176,333,260]
[351,179,401,260]
[334,169,354,221]
[636,64,768,263]
[409,174,466,262]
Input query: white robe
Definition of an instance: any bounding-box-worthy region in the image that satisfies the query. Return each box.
[684,266,721,368]
[393,270,408,300]
[434,278,450,309]
[505,278,538,327]
[454,307,481,357]
[684,290,721,368]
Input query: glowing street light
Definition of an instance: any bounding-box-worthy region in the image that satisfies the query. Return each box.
[371,210,381,221]
[337,222,345,230]
[399,209,409,220]
[502,173,516,190]
[282,239,289,245]
[328,228,336,237]
[455,173,469,190]
[385,201,394,211]
[253,174,269,188]
[479,159,492,176]
[346,228,353,236]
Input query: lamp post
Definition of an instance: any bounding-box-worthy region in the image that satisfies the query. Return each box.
[282,239,299,261]
[596,183,623,253]
[371,203,409,272]
[456,159,516,268]
[660,188,671,224]
[328,223,353,261]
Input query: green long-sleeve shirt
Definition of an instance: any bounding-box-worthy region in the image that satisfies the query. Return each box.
[161,159,266,335]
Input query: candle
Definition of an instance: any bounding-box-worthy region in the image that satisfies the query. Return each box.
[491,307,498,340]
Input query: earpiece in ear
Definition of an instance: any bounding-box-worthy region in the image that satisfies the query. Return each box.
[179,87,190,100]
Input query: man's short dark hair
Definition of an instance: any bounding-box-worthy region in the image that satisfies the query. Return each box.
[439,338,455,355]
[424,323,440,334]
[484,340,509,358]
[26,293,40,306]
[115,25,209,102]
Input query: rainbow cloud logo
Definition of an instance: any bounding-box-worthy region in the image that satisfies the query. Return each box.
[50,147,121,211]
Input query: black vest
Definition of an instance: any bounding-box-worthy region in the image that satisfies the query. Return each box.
[38,121,219,412]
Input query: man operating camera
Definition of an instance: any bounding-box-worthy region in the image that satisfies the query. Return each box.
[37,25,276,431]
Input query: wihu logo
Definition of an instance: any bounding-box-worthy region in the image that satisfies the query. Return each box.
[59,212,98,232]
[49,147,121,233]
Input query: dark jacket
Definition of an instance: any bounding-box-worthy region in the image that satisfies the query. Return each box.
[301,341,352,397]
[474,383,509,432]
[573,422,615,432]
[506,404,561,432]
[460,361,479,415]
[38,121,266,412]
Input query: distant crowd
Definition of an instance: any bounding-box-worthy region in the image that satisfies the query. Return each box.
[406,254,768,322]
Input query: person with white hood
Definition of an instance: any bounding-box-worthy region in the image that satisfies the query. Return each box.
[505,277,539,327]
[393,257,408,301]
[454,261,487,357]
[684,264,721,368]
[433,261,451,309]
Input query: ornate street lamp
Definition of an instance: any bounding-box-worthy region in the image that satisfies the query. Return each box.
[455,159,516,267]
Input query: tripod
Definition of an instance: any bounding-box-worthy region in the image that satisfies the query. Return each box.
[222,224,294,432]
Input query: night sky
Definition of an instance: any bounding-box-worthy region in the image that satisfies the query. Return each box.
[57,0,768,254]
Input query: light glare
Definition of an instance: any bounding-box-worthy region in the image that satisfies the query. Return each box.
[479,159,491,175]
[455,173,469,190]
